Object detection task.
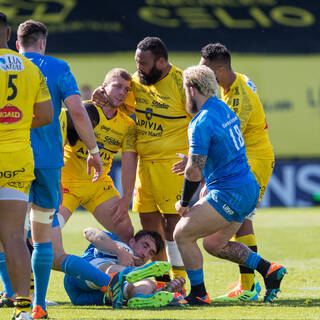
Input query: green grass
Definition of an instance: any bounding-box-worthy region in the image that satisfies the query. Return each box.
[1,208,320,319]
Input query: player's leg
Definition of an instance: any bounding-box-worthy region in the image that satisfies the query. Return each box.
[174,196,240,305]
[29,168,60,319]
[0,193,32,317]
[91,180,134,244]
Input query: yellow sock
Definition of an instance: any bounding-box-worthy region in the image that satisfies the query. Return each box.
[236,234,257,291]
[14,296,31,315]
[29,272,34,296]
[171,266,187,288]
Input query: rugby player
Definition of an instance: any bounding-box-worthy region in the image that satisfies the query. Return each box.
[93,37,191,287]
[14,19,102,319]
[64,227,186,308]
[0,12,53,320]
[199,43,275,301]
[174,65,286,305]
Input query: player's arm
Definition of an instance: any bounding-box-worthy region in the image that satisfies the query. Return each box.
[65,95,103,181]
[112,151,137,224]
[83,227,134,266]
[31,99,53,128]
[175,154,207,216]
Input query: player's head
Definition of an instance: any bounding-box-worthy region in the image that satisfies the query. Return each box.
[129,230,164,266]
[200,43,231,83]
[135,36,168,85]
[0,12,10,48]
[16,19,47,54]
[67,102,100,146]
[102,68,131,109]
[183,65,218,114]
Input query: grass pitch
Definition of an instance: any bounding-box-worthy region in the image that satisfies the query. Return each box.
[1,207,320,319]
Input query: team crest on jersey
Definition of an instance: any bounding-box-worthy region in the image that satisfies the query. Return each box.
[0,105,23,124]
[145,108,153,120]
[0,54,24,71]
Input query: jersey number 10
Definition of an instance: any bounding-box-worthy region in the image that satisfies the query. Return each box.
[229,124,244,151]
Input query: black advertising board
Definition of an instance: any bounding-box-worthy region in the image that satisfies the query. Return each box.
[3,0,320,53]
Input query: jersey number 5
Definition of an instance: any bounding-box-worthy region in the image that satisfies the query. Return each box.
[8,74,18,101]
[229,124,244,151]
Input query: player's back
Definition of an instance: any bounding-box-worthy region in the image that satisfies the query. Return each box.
[189,96,255,189]
[0,48,48,152]
[221,73,273,159]
[22,53,80,168]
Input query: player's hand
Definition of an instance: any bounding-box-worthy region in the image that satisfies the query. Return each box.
[175,200,189,216]
[92,86,108,108]
[172,153,187,175]
[111,197,130,224]
[164,277,186,293]
[87,153,103,182]
[117,249,135,267]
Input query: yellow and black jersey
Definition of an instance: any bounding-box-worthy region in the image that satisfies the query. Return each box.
[59,108,67,146]
[0,48,50,152]
[125,64,191,161]
[221,73,274,160]
[62,103,136,183]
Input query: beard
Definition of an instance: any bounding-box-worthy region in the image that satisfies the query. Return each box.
[139,65,163,85]
[186,96,199,115]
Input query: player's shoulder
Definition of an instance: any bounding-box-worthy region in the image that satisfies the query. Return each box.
[118,109,136,125]
[44,55,70,71]
[0,49,37,73]
[237,72,258,94]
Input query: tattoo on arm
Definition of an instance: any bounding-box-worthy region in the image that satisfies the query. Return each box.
[217,241,252,266]
[190,154,207,172]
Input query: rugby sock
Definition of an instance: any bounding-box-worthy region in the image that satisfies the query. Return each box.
[121,266,135,275]
[31,242,54,310]
[61,255,110,287]
[0,252,14,298]
[29,272,34,297]
[245,252,271,278]
[155,273,171,286]
[186,268,207,297]
[172,266,187,287]
[236,234,257,291]
[14,297,31,316]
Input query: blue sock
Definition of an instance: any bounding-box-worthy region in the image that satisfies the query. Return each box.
[245,252,262,270]
[186,268,204,286]
[31,242,54,310]
[61,255,110,287]
[0,253,14,298]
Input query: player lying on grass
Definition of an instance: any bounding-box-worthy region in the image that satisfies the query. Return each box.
[64,228,187,308]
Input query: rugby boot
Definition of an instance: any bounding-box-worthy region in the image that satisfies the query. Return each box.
[263,263,287,303]
[127,291,174,309]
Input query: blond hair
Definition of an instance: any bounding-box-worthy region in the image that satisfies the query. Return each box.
[183,65,218,97]
[103,68,131,86]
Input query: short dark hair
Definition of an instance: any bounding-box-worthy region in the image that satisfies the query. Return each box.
[17,19,47,48]
[137,37,168,61]
[201,43,231,67]
[134,230,164,255]
[0,12,8,26]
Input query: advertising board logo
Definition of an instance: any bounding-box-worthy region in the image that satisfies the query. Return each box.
[0,105,23,124]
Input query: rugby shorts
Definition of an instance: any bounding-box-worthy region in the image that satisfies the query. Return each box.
[206,180,260,223]
[61,175,119,214]
[0,148,34,197]
[133,159,184,214]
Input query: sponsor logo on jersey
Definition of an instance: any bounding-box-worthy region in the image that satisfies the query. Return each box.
[0,105,23,124]
[245,76,257,93]
[0,168,25,179]
[152,100,169,109]
[0,54,24,71]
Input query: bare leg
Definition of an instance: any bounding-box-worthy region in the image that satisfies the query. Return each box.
[0,200,31,297]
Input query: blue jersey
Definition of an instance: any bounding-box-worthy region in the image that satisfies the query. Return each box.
[22,52,80,168]
[188,96,256,190]
[82,231,133,264]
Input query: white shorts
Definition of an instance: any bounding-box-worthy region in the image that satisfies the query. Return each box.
[0,187,28,201]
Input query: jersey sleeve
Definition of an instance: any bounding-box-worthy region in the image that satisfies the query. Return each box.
[35,68,51,103]
[58,63,80,101]
[122,119,137,152]
[188,115,211,156]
